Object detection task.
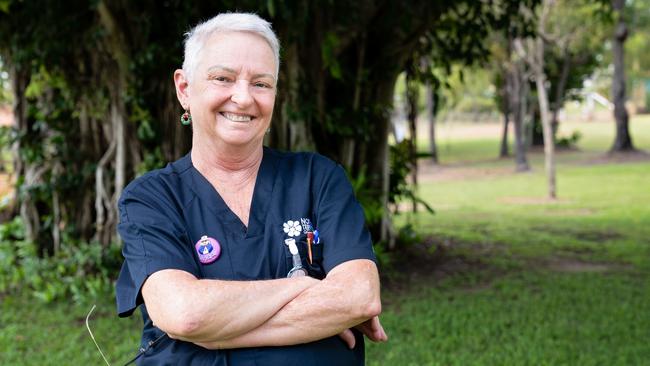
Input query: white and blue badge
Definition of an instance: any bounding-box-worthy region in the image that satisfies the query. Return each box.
[195,235,221,264]
[300,218,314,233]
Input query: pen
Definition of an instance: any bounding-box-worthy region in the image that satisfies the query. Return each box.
[306,232,314,264]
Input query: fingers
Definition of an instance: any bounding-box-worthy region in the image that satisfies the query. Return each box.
[337,329,356,349]
[371,316,388,341]
[375,318,388,341]
[357,316,387,342]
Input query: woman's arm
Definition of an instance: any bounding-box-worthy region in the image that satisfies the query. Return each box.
[141,269,319,341]
[191,259,382,348]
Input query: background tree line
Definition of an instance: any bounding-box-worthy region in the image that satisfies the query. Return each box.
[1,0,642,301]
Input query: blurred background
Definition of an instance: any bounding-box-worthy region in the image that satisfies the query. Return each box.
[0,0,648,365]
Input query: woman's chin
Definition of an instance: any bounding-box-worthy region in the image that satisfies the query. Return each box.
[217,134,264,148]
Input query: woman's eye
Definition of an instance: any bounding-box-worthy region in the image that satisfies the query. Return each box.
[212,76,231,83]
[254,82,271,89]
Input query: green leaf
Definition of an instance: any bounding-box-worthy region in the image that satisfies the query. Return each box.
[267,0,275,18]
[0,0,10,14]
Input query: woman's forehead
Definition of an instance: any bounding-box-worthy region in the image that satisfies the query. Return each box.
[198,32,276,73]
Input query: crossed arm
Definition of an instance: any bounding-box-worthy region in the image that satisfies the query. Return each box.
[141,259,387,349]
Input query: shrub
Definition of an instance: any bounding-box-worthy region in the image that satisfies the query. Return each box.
[0,217,122,304]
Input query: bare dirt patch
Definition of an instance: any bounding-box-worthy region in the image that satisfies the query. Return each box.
[499,196,572,205]
[543,257,630,273]
[541,208,597,217]
[418,160,515,183]
[532,226,623,243]
[582,149,650,165]
[381,233,631,300]
[381,237,508,298]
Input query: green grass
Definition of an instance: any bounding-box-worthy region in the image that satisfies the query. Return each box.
[420,114,650,165]
[366,115,650,365]
[2,115,650,365]
[368,272,649,366]
[1,294,142,365]
[416,162,650,266]
[370,160,650,364]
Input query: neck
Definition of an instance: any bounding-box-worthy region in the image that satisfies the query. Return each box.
[191,139,263,175]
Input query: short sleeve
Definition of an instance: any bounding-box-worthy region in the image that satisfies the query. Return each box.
[314,162,376,273]
[115,182,199,317]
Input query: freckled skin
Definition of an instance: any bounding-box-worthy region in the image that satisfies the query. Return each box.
[176,31,277,153]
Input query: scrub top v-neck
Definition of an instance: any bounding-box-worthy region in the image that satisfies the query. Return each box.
[116,147,376,366]
[189,148,275,239]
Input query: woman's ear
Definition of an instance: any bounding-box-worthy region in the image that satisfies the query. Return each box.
[174,69,190,109]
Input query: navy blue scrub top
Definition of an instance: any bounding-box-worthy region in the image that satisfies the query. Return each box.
[116,147,376,366]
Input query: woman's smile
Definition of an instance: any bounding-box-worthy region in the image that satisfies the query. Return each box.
[220,112,254,123]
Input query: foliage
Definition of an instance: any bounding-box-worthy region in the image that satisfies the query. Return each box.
[619,0,650,109]
[0,217,121,303]
[431,66,499,116]
[0,0,542,300]
[0,57,11,104]
[348,166,384,229]
[604,0,650,83]
[544,0,609,105]
[0,125,11,175]
[388,140,434,214]
[555,130,582,148]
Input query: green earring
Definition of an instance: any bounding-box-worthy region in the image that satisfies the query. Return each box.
[181,110,192,125]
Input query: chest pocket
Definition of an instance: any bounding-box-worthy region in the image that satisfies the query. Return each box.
[284,236,325,280]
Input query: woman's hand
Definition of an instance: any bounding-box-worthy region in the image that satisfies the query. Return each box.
[337,316,388,349]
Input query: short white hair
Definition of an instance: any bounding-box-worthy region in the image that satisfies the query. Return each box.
[182,13,280,82]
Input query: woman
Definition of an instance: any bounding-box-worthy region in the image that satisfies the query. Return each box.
[116,12,386,365]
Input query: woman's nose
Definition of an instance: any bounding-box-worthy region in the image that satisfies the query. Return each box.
[230,80,253,107]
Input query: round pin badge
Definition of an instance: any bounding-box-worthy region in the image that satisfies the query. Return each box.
[195,235,221,264]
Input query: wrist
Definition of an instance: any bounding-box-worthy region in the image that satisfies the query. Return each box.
[295,275,320,287]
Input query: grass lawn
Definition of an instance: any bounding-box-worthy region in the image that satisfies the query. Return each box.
[2,115,649,365]
[366,115,650,365]
[1,295,142,365]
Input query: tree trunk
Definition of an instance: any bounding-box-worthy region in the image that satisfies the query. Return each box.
[508,43,530,172]
[532,35,556,199]
[551,49,571,139]
[405,73,418,213]
[8,64,29,218]
[95,1,132,246]
[425,82,439,164]
[513,0,556,198]
[499,95,510,158]
[610,0,635,152]
[535,76,556,198]
[361,76,399,248]
[8,64,50,248]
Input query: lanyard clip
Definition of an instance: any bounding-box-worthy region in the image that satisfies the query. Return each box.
[285,238,308,277]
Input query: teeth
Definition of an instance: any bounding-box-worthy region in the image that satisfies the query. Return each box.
[222,112,252,122]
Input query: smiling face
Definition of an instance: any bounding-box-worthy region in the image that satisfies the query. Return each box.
[176,31,277,151]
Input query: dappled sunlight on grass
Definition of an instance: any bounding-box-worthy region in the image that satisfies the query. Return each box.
[373,116,650,364]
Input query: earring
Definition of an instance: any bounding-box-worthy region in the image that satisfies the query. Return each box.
[180,109,192,125]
